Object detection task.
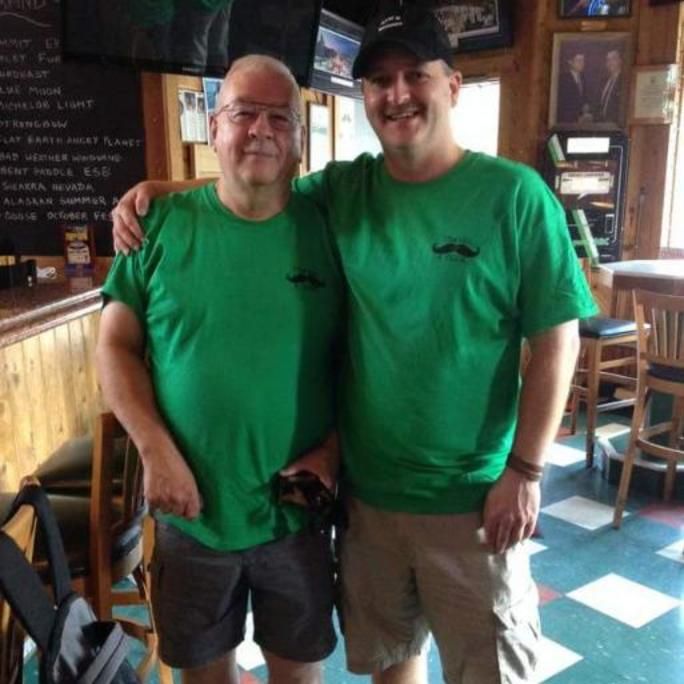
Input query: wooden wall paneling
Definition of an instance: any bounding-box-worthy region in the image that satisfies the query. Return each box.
[2,310,102,491]
[3,343,35,483]
[624,127,673,259]
[21,335,50,472]
[141,73,171,180]
[454,1,546,166]
[82,313,104,416]
[54,322,81,443]
[159,74,205,180]
[623,0,683,259]
[68,318,92,436]
[513,0,549,166]
[0,346,18,488]
[38,327,69,449]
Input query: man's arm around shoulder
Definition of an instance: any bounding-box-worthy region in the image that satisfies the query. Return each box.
[97,301,202,519]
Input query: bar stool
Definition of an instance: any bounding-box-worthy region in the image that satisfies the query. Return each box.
[613,290,684,528]
[0,485,37,684]
[33,414,171,682]
[573,316,639,467]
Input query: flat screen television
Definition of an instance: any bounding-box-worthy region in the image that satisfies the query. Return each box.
[311,9,363,100]
[61,0,323,85]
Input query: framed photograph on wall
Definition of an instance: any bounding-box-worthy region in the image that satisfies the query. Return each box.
[202,77,223,145]
[549,32,632,130]
[307,102,331,173]
[558,0,631,18]
[629,64,679,124]
[429,0,513,53]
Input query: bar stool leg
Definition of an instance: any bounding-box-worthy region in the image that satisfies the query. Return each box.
[585,339,601,468]
[614,383,648,528]
[664,398,684,500]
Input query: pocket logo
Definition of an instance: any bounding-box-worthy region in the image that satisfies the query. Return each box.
[432,239,480,261]
[286,268,326,290]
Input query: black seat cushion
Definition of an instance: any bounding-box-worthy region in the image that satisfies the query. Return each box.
[0,492,144,579]
[649,364,684,384]
[34,436,127,495]
[35,494,145,579]
[580,316,638,339]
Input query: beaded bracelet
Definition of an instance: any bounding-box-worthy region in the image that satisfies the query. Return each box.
[506,453,544,482]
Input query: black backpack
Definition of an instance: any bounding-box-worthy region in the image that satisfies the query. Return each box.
[0,484,140,684]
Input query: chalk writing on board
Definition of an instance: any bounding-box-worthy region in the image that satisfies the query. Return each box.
[0,0,146,255]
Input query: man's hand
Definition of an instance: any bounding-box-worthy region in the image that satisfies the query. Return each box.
[482,468,540,554]
[280,433,339,492]
[111,181,154,254]
[111,178,213,254]
[142,445,203,519]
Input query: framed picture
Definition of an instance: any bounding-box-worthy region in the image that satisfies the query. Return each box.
[311,9,363,100]
[307,102,331,173]
[202,77,222,145]
[334,96,357,162]
[629,64,679,124]
[558,0,631,18]
[549,32,632,130]
[429,1,513,53]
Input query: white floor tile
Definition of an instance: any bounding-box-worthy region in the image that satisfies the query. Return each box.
[541,495,624,530]
[526,539,547,555]
[537,636,583,682]
[237,613,265,670]
[545,443,585,467]
[595,422,631,439]
[567,573,681,628]
[656,540,684,564]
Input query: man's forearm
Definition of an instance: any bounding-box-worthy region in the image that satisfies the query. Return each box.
[96,342,177,461]
[511,322,580,468]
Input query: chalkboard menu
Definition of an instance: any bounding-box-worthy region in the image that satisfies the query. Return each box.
[0,0,146,256]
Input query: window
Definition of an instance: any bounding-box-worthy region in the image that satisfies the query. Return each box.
[332,96,381,161]
[450,78,500,156]
[661,67,684,253]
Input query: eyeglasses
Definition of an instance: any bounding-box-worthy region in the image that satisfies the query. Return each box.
[214,101,301,131]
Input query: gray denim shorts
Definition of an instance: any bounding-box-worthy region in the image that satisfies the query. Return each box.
[150,522,337,669]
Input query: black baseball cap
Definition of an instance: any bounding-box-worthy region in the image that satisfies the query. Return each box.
[352,3,453,80]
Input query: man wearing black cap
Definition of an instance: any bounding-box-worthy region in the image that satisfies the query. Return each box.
[110,3,596,682]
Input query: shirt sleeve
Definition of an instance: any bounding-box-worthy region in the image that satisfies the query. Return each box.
[101,249,147,326]
[293,168,329,219]
[515,168,599,337]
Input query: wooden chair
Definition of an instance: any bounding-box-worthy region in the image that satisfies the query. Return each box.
[0,491,38,684]
[613,290,684,528]
[34,413,172,682]
[572,316,640,466]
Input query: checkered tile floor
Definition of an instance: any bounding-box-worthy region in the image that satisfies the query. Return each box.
[24,420,684,683]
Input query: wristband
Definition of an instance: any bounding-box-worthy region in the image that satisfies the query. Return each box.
[506,453,543,482]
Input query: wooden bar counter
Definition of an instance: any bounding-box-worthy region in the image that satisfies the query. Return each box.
[1,271,106,491]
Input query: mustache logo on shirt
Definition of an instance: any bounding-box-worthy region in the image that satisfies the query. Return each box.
[287,269,326,290]
[432,241,481,259]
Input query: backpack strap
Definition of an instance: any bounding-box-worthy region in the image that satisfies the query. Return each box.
[78,621,131,684]
[0,532,54,651]
[9,484,72,603]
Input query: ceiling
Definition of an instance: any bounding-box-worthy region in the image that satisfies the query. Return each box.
[322,0,382,26]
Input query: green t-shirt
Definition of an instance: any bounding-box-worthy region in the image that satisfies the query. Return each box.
[296,151,597,514]
[102,184,343,550]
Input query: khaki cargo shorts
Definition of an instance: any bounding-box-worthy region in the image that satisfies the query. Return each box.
[339,497,540,683]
